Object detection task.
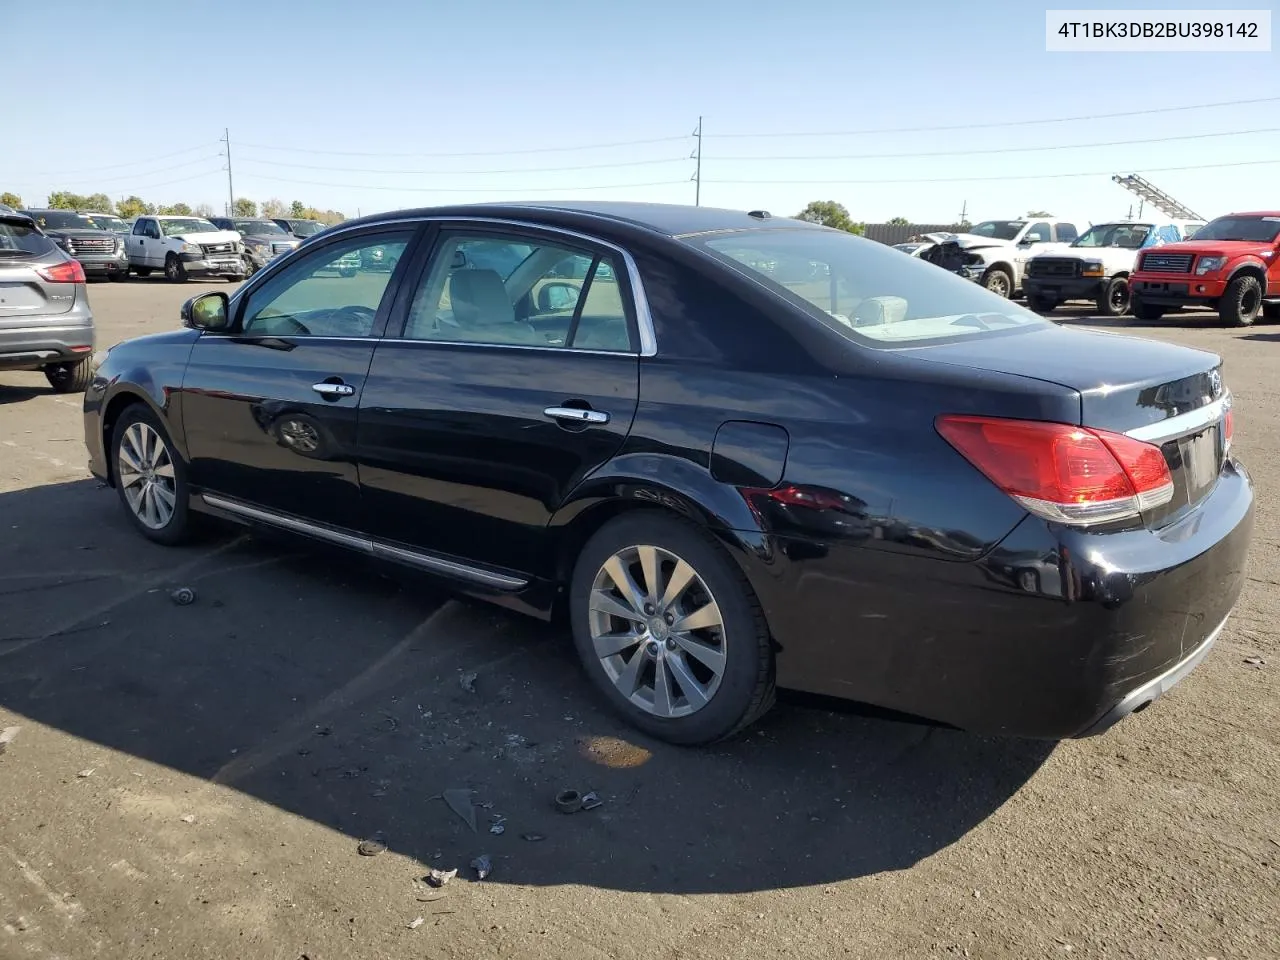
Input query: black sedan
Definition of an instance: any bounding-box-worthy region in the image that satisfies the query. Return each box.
[83,202,1254,745]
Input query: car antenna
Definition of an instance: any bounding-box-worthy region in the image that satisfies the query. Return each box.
[747,210,772,220]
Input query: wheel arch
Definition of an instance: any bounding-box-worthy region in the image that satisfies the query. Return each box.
[1227,261,1267,286]
[99,386,172,486]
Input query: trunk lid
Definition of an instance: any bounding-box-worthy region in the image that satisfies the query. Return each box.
[906,325,1229,528]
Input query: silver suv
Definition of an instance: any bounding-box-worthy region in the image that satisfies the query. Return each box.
[0,211,96,393]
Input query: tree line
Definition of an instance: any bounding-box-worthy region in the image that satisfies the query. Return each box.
[0,190,345,226]
[795,201,1054,232]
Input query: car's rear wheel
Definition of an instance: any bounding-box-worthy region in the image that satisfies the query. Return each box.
[164,254,186,283]
[1130,295,1164,321]
[569,513,775,744]
[982,267,1012,298]
[1219,274,1263,327]
[110,404,193,545]
[1096,277,1130,317]
[44,358,92,393]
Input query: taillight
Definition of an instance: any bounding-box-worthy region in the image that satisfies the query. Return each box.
[936,415,1174,527]
[1224,407,1234,453]
[36,260,86,283]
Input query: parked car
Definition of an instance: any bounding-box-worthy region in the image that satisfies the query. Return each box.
[84,213,133,237]
[209,217,301,275]
[0,209,95,392]
[1023,219,1205,316]
[83,201,1252,745]
[126,215,245,282]
[20,209,130,281]
[1129,211,1280,326]
[272,217,328,240]
[926,218,1085,297]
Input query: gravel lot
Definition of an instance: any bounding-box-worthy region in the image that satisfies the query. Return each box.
[2,278,1277,959]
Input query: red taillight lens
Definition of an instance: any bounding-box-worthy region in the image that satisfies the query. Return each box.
[1224,408,1234,451]
[36,260,86,283]
[936,415,1174,526]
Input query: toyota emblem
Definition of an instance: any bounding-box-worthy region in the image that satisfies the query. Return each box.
[1208,368,1222,398]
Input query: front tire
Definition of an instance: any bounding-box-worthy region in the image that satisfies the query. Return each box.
[44,358,92,393]
[1096,277,1130,317]
[1130,295,1164,321]
[569,512,775,745]
[982,267,1013,298]
[110,404,194,546]
[1219,274,1263,327]
[164,254,186,283]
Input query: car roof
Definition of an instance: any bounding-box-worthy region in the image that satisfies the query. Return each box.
[1222,210,1280,218]
[336,201,824,240]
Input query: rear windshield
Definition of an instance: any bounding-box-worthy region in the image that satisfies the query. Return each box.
[691,227,1049,347]
[1193,215,1280,243]
[0,221,57,257]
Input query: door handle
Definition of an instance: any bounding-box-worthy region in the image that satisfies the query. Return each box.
[544,405,609,425]
[313,381,355,398]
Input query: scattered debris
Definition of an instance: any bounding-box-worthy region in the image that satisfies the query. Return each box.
[407,916,425,930]
[973,889,981,899]
[169,587,196,606]
[179,815,195,823]
[1244,656,1266,667]
[581,791,604,811]
[315,726,332,737]
[521,832,546,842]
[442,789,477,831]
[77,768,95,778]
[470,854,492,880]
[489,822,506,836]
[426,867,457,888]
[357,838,386,857]
[555,789,583,814]
[459,671,478,693]
[0,725,19,756]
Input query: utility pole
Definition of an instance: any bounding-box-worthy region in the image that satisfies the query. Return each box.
[692,117,703,206]
[958,199,968,227]
[221,128,234,216]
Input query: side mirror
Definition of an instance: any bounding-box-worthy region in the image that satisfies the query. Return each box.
[537,282,580,312]
[182,292,231,331]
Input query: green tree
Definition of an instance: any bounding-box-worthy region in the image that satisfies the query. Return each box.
[0,192,22,209]
[886,216,911,226]
[116,196,150,219]
[290,200,306,217]
[233,197,258,217]
[1026,210,1052,217]
[794,200,864,234]
[81,193,114,213]
[261,197,287,219]
[47,191,88,210]
[157,202,193,216]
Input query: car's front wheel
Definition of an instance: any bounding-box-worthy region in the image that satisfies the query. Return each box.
[982,267,1013,298]
[110,404,194,545]
[1219,274,1263,327]
[569,513,775,745]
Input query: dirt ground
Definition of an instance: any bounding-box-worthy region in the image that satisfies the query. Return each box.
[1,278,1277,960]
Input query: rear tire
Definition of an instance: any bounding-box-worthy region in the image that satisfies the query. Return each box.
[568,512,775,745]
[1219,275,1263,327]
[110,404,194,546]
[44,358,92,393]
[1096,277,1130,317]
[164,254,186,283]
[982,267,1013,298]
[1130,296,1164,321]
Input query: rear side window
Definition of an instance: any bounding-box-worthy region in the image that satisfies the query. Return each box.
[0,221,57,257]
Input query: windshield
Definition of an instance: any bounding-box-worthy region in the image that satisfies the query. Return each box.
[291,220,325,236]
[27,211,107,231]
[235,219,287,235]
[1072,223,1153,249]
[1192,215,1280,243]
[968,220,1025,241]
[159,218,218,236]
[694,228,1049,347]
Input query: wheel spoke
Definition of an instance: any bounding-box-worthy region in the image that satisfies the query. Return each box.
[118,439,144,474]
[672,600,722,634]
[152,483,176,511]
[637,545,661,606]
[142,426,158,467]
[153,461,175,480]
[593,629,642,659]
[672,632,726,675]
[602,554,647,615]
[590,589,646,624]
[613,647,646,699]
[652,655,674,717]
[118,467,144,489]
[142,483,160,527]
[665,652,710,709]
[658,559,696,612]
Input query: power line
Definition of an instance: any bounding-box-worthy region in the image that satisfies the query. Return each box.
[235,134,689,159]
[711,126,1280,162]
[16,144,219,177]
[239,173,688,193]
[235,155,690,176]
[34,156,226,186]
[707,96,1280,139]
[706,156,1280,186]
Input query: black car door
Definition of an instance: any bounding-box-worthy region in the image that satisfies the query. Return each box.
[356,222,643,577]
[179,224,421,531]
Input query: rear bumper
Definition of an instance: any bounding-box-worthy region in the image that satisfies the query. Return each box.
[77,253,129,274]
[0,320,96,370]
[753,458,1255,739]
[1023,276,1105,301]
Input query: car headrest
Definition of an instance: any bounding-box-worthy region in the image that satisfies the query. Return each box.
[449,269,513,326]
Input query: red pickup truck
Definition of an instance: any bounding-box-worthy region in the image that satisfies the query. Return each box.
[1129,211,1280,326]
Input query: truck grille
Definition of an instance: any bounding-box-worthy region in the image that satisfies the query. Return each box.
[201,242,236,256]
[1028,258,1079,278]
[1141,252,1194,273]
[70,236,116,254]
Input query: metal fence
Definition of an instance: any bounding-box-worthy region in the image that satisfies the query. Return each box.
[861,223,967,245]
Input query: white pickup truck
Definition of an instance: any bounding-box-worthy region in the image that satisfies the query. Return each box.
[1022,219,1205,316]
[919,218,1086,298]
[126,215,246,282]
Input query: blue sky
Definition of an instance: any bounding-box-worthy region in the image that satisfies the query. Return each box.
[3,0,1276,223]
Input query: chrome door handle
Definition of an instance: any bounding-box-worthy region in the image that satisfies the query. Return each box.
[544,406,609,424]
[313,382,355,397]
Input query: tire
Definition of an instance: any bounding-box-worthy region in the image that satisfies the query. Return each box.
[43,358,92,393]
[243,256,259,278]
[1130,295,1164,321]
[568,512,775,745]
[164,254,186,283]
[134,267,152,277]
[1218,274,1263,327]
[109,404,194,546]
[1027,295,1059,314]
[982,267,1013,298]
[1096,277,1130,317]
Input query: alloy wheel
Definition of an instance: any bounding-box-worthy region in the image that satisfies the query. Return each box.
[117,422,177,529]
[587,544,727,718]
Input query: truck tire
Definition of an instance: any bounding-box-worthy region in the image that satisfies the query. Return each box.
[164,253,187,283]
[982,267,1013,298]
[44,358,92,394]
[1130,295,1164,321]
[1219,274,1263,327]
[1096,277,1130,317]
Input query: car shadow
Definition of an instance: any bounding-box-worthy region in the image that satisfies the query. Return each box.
[1053,309,1222,329]
[0,479,1053,895]
[1240,332,1280,343]
[0,382,52,405]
